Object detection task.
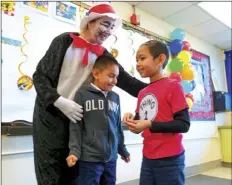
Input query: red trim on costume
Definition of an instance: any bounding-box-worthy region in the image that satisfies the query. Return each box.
[70,33,105,66]
[89,4,115,14]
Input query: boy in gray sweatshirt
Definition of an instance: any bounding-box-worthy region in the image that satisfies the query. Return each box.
[66,55,130,185]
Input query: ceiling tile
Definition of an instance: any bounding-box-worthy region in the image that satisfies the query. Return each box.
[204,29,232,49]
[136,2,193,19]
[164,5,213,29]
[216,40,232,50]
[204,29,231,43]
[187,18,229,37]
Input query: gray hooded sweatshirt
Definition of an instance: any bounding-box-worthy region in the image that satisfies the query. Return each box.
[69,85,129,163]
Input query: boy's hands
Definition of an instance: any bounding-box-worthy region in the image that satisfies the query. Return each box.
[121,156,131,163]
[66,155,78,167]
[122,112,134,122]
[124,120,152,134]
[123,112,151,134]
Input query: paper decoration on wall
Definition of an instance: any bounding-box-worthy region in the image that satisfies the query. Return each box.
[17,16,33,91]
[53,2,77,25]
[17,75,33,90]
[111,48,119,58]
[2,37,21,47]
[108,35,118,58]
[1,2,15,16]
[125,29,135,76]
[22,2,49,16]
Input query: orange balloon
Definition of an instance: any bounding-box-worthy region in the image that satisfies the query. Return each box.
[184,63,192,68]
[181,66,195,81]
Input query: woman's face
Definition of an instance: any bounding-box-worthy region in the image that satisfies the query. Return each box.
[88,16,116,45]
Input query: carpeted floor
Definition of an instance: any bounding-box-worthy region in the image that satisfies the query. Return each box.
[117,175,231,185]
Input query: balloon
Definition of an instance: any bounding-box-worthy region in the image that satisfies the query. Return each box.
[168,58,184,72]
[186,93,194,102]
[177,50,191,65]
[180,66,195,81]
[169,39,183,55]
[183,41,191,51]
[183,63,192,68]
[171,28,185,41]
[186,97,193,111]
[169,72,182,82]
[181,80,192,94]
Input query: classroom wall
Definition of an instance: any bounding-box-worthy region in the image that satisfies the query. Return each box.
[2,2,230,185]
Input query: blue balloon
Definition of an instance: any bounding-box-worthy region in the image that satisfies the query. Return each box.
[171,28,185,41]
[181,80,192,94]
[169,39,183,55]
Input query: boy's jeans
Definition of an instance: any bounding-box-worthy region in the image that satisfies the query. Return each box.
[78,160,117,185]
[139,152,185,185]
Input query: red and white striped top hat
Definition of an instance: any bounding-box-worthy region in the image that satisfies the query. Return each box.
[80,2,122,32]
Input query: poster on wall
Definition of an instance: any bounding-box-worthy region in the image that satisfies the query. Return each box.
[189,50,215,121]
[22,1,49,15]
[1,1,15,16]
[53,2,77,25]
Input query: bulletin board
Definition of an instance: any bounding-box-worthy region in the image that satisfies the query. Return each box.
[189,50,215,121]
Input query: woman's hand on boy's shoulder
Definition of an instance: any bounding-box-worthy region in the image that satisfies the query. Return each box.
[66,154,78,167]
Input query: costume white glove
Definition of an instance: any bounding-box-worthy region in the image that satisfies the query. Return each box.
[54,96,83,123]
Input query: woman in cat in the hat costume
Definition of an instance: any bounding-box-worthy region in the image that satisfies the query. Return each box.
[32,2,146,185]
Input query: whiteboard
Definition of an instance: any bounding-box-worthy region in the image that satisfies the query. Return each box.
[2,2,149,122]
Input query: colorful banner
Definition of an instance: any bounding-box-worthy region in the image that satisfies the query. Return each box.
[22,1,49,15]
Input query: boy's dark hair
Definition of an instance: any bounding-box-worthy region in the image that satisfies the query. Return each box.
[142,40,170,69]
[93,54,119,71]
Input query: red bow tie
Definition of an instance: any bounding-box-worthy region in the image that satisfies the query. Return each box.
[70,33,105,66]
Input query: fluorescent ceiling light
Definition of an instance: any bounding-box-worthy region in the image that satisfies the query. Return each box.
[198,2,231,28]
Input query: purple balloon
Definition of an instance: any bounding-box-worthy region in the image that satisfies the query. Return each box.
[169,39,183,55]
